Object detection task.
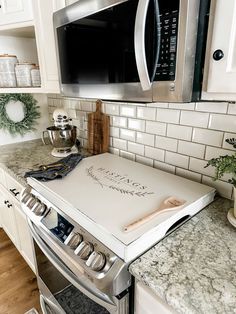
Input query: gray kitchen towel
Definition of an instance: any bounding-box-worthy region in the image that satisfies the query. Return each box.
[24,153,83,181]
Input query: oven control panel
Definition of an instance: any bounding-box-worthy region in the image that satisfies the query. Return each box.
[20,188,119,275]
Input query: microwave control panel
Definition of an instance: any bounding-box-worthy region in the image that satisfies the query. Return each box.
[155,9,179,82]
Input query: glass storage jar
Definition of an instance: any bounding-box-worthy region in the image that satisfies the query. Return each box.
[15,62,35,87]
[0,54,18,87]
[31,65,41,87]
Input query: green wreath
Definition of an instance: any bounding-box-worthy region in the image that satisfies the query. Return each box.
[0,94,40,135]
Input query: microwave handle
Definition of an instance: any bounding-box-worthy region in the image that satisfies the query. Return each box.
[135,0,160,90]
[151,0,161,82]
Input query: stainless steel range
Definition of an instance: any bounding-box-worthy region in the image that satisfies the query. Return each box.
[20,153,215,314]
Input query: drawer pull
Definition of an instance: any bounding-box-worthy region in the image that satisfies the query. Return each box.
[10,188,20,197]
[4,200,9,204]
[7,204,13,208]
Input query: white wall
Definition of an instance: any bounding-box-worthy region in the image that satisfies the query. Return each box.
[0,94,49,146]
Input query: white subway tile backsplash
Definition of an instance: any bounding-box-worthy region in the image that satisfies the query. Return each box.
[222,133,236,149]
[189,158,215,176]
[135,155,154,167]
[155,135,177,152]
[165,152,189,169]
[178,141,205,159]
[136,132,155,146]
[205,146,235,161]
[192,128,223,147]
[113,138,127,150]
[145,146,165,162]
[120,129,136,141]
[176,168,201,183]
[49,95,235,199]
[169,102,195,111]
[147,102,168,108]
[120,150,135,161]
[137,107,156,120]
[128,119,145,131]
[195,102,228,113]
[113,116,127,128]
[120,105,136,117]
[109,147,119,155]
[180,111,209,128]
[202,176,233,199]
[110,127,120,138]
[228,103,236,114]
[146,121,166,136]
[80,101,93,112]
[128,142,144,155]
[209,114,236,132]
[68,109,77,119]
[167,124,192,141]
[105,103,119,115]
[154,161,175,174]
[156,108,180,124]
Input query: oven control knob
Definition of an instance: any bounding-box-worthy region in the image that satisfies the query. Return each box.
[28,197,38,210]
[21,192,32,204]
[64,232,83,249]
[74,241,93,260]
[85,251,106,271]
[33,202,47,216]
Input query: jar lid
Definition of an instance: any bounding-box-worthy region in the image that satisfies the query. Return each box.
[31,65,40,69]
[0,54,17,58]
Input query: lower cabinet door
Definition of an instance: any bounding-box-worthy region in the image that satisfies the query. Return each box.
[14,204,36,273]
[135,281,175,314]
[0,186,19,246]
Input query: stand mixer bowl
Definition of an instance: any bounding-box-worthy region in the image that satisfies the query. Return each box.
[42,125,77,154]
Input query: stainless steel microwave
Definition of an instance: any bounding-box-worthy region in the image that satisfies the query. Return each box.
[53,0,210,102]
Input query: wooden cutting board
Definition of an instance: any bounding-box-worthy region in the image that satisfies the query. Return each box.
[88,99,110,155]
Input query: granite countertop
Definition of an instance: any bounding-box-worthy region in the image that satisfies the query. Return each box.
[130,197,236,314]
[0,139,88,186]
[1,140,236,313]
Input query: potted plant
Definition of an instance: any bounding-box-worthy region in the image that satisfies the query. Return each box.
[205,138,236,218]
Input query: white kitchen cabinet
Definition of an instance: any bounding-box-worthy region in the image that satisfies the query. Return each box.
[202,0,236,101]
[0,0,33,26]
[0,169,36,273]
[32,0,65,93]
[0,0,65,94]
[134,281,175,314]
[14,203,35,272]
[0,185,19,247]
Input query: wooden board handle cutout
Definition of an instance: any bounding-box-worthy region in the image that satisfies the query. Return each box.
[88,99,110,155]
[124,197,186,233]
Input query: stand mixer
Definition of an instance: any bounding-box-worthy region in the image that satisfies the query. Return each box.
[42,109,78,157]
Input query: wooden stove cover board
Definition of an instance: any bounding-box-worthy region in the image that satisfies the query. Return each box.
[28,153,215,246]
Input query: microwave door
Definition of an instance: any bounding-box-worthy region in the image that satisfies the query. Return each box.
[135,0,161,91]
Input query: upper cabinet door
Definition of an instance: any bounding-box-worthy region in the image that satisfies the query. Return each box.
[202,0,236,100]
[32,0,65,93]
[0,0,33,25]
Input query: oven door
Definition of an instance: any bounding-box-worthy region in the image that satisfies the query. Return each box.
[28,219,129,314]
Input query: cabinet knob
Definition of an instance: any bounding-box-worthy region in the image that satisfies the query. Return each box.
[7,204,12,208]
[4,200,9,204]
[213,49,224,61]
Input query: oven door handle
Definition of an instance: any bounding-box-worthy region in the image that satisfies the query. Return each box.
[28,219,116,309]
